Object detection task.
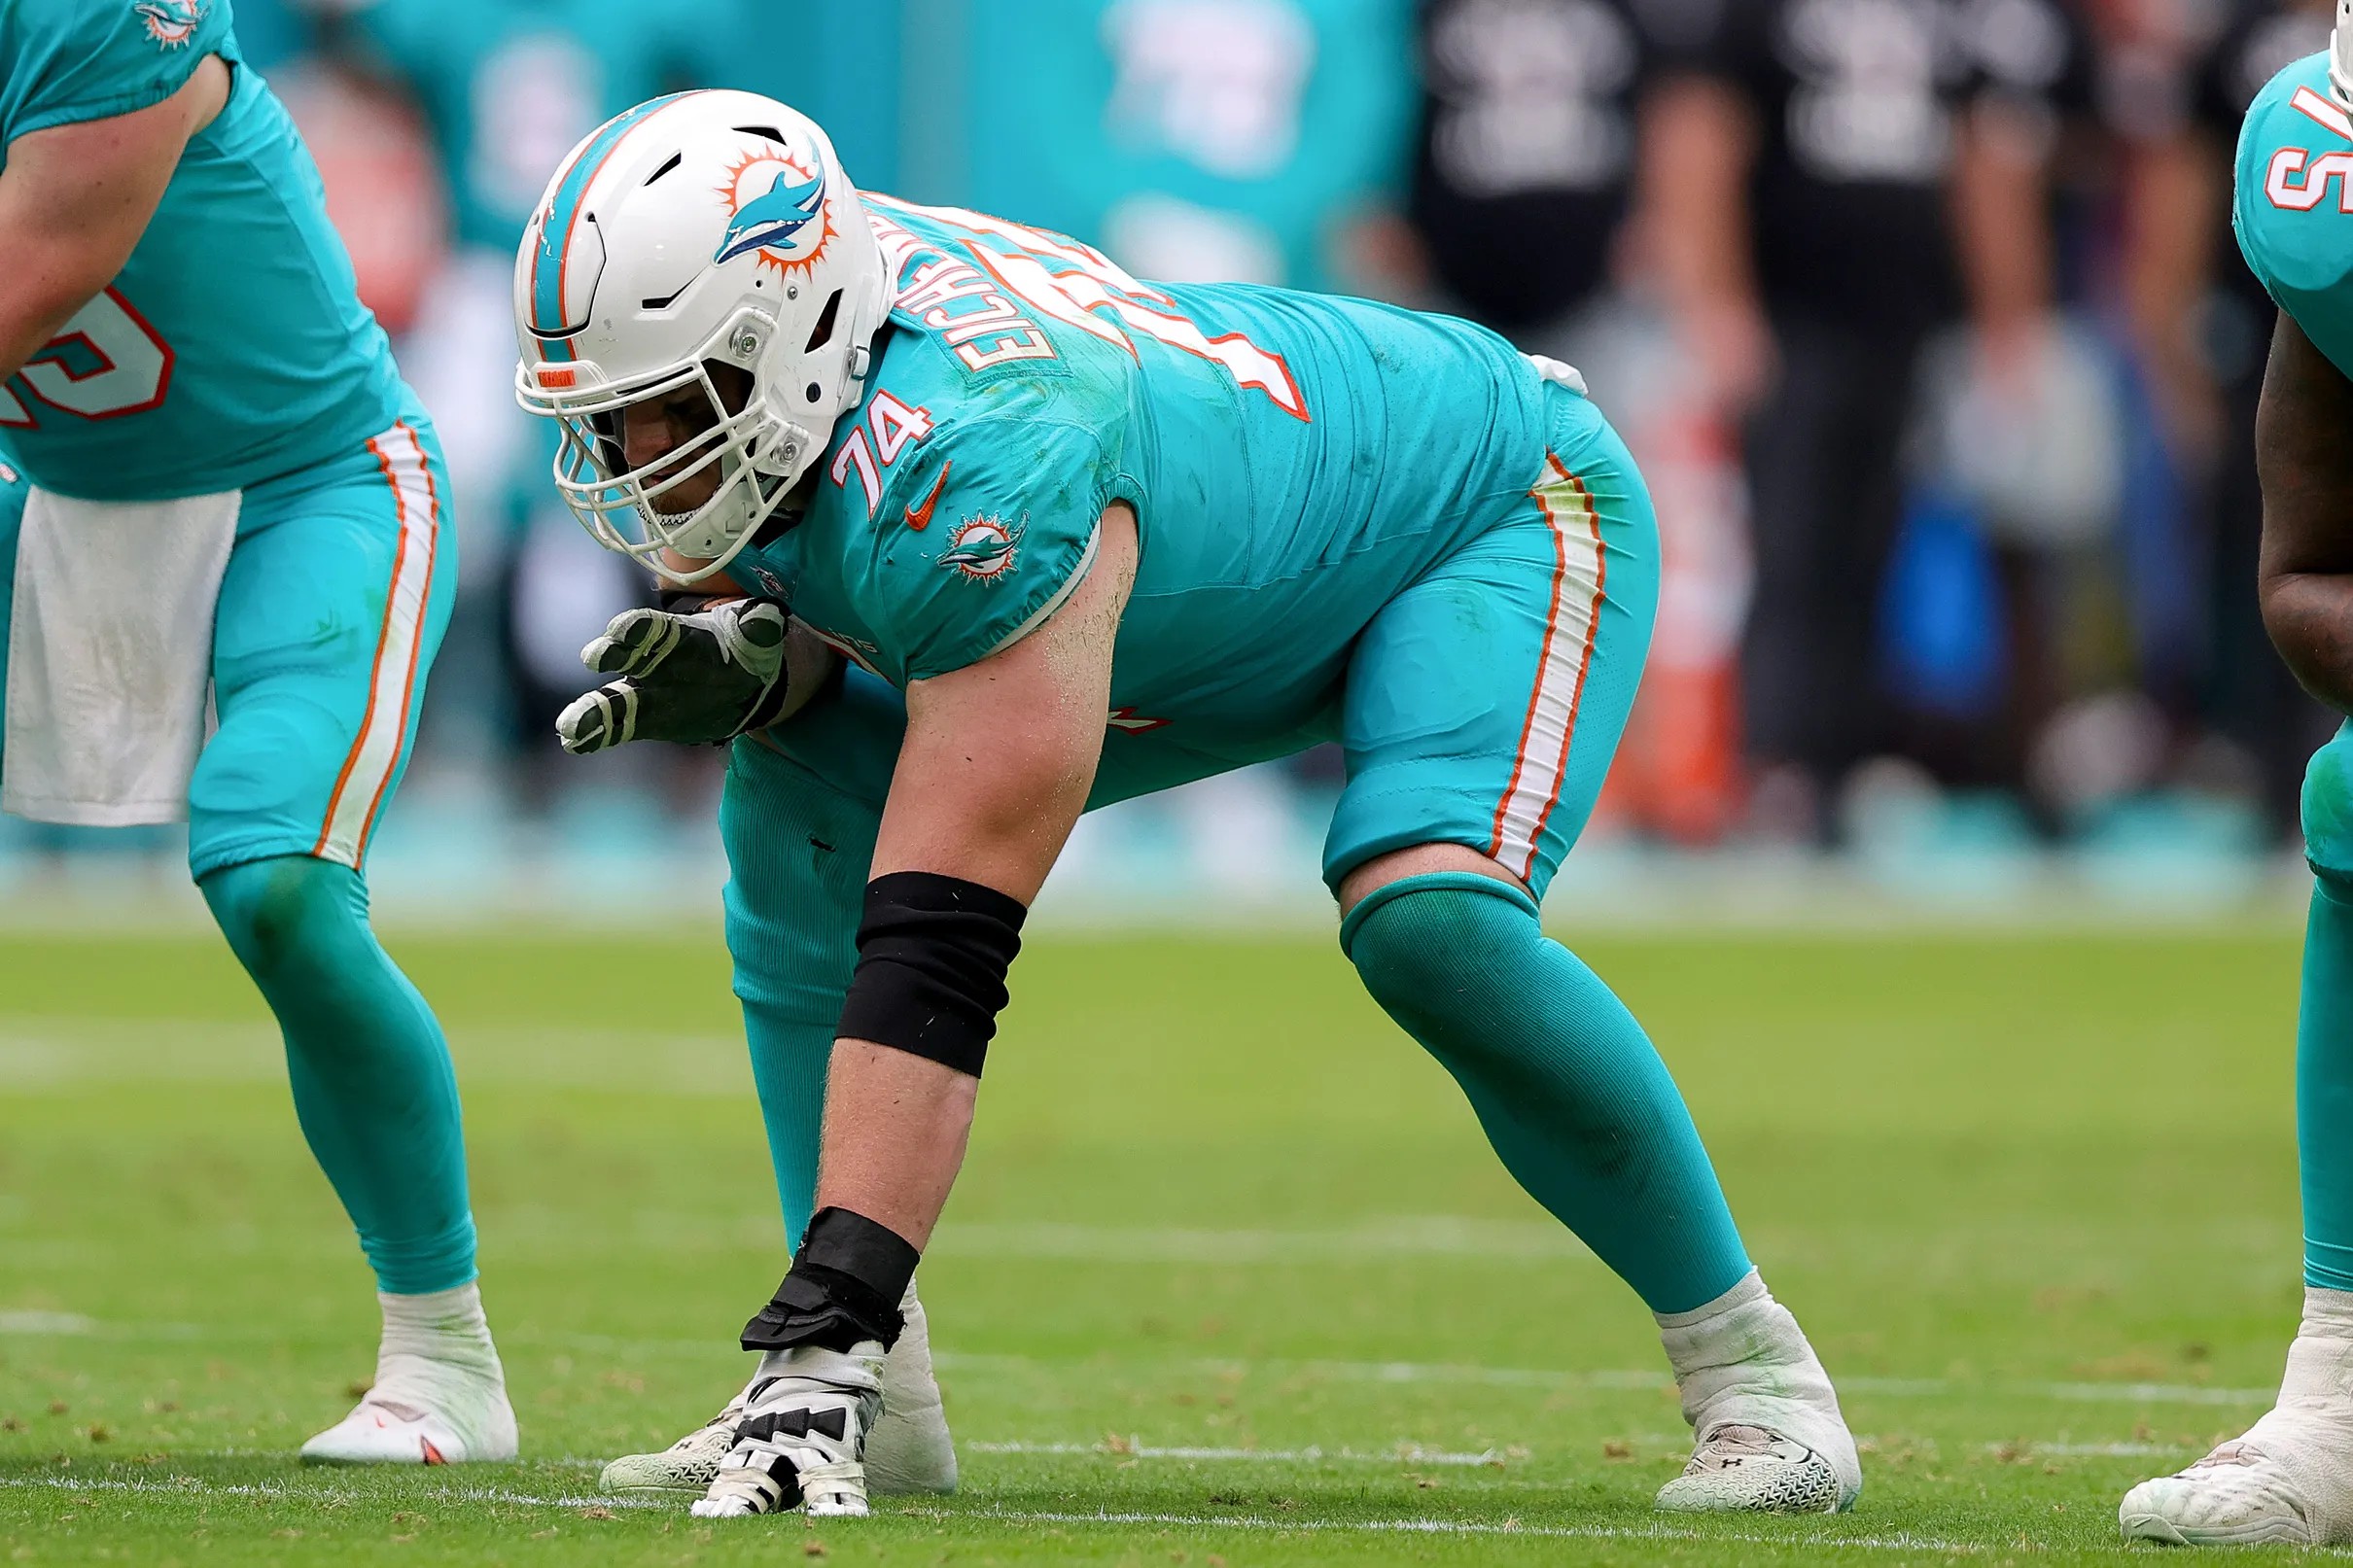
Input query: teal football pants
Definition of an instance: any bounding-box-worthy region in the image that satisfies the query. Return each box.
[0,403,477,1295]
[724,391,1755,1313]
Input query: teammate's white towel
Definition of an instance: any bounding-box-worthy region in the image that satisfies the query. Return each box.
[3,488,239,826]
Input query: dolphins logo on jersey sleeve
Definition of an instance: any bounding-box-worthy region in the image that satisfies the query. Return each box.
[136,0,206,48]
[939,514,1025,582]
[715,150,832,275]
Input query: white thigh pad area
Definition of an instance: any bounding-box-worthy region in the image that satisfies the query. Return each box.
[2,487,240,826]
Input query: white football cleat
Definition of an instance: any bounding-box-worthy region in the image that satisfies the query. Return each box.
[602,1280,957,1499]
[2121,1293,2353,1546]
[2120,1419,2348,1546]
[299,1388,517,1465]
[599,1386,746,1498]
[692,1342,883,1518]
[1655,1420,1847,1514]
[866,1280,959,1495]
[299,1284,517,1465]
[1652,1270,1861,1514]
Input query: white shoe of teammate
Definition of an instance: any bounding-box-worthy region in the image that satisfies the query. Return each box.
[1651,1270,1861,1514]
[299,1283,517,1464]
[2121,1288,2353,1546]
[692,1342,883,1517]
[602,1280,957,1500]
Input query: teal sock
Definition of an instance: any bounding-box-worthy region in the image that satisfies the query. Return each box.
[745,1001,827,1244]
[2302,880,2353,1292]
[2298,729,2353,1292]
[1342,872,1752,1314]
[199,855,475,1294]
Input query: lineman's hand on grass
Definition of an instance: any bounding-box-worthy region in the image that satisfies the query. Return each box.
[557,599,825,754]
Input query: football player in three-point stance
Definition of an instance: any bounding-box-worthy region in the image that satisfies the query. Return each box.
[516,91,1861,1518]
[2123,0,2353,1546]
[0,0,510,1461]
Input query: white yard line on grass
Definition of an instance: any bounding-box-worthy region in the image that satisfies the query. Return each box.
[926,1219,1583,1263]
[0,1474,668,1510]
[1992,1443,2195,1457]
[0,1477,2114,1556]
[975,1442,1494,1467]
[932,1350,2276,1410]
[907,1505,2005,1554]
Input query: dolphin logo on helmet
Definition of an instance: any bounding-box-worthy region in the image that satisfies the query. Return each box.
[716,170,825,264]
[511,91,890,586]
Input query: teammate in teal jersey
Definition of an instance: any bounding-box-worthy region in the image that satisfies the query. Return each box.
[0,0,510,1462]
[2121,5,2353,1546]
[514,91,1861,1519]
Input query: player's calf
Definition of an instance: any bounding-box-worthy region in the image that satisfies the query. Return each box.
[1340,854,1858,1513]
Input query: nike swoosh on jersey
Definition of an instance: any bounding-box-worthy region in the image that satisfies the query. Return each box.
[905,462,952,530]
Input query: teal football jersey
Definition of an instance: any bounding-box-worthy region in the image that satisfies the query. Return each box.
[2236,51,2353,376]
[0,0,404,500]
[730,198,1550,770]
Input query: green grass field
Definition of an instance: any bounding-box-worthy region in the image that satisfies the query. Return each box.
[0,920,2333,1564]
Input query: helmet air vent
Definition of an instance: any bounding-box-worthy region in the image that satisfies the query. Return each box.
[733,124,788,145]
[804,289,844,354]
[644,152,684,186]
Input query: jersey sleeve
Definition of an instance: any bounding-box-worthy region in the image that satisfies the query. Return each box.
[0,0,234,143]
[2233,54,2353,374]
[856,414,1129,683]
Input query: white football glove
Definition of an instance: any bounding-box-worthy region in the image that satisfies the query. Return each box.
[556,599,834,754]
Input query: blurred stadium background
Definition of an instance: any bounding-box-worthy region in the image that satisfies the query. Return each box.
[9,0,2330,926]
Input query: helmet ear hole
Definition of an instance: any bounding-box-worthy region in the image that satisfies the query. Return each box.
[806,382,823,403]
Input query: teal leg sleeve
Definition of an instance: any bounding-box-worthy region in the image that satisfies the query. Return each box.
[745,1005,830,1246]
[1342,872,1752,1314]
[2300,726,2353,1291]
[721,679,900,1243]
[198,854,475,1294]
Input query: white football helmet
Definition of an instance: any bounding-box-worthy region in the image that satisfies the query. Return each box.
[512,91,889,582]
[2335,0,2353,114]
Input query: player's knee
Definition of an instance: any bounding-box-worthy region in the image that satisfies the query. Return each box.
[2307,728,2353,896]
[1342,871,1541,1031]
[199,854,367,983]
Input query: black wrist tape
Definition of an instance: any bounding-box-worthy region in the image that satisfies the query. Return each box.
[657,589,731,615]
[740,1207,920,1353]
[836,872,1027,1078]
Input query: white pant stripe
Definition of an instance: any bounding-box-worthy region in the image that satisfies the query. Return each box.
[1488,457,1606,883]
[313,421,439,868]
